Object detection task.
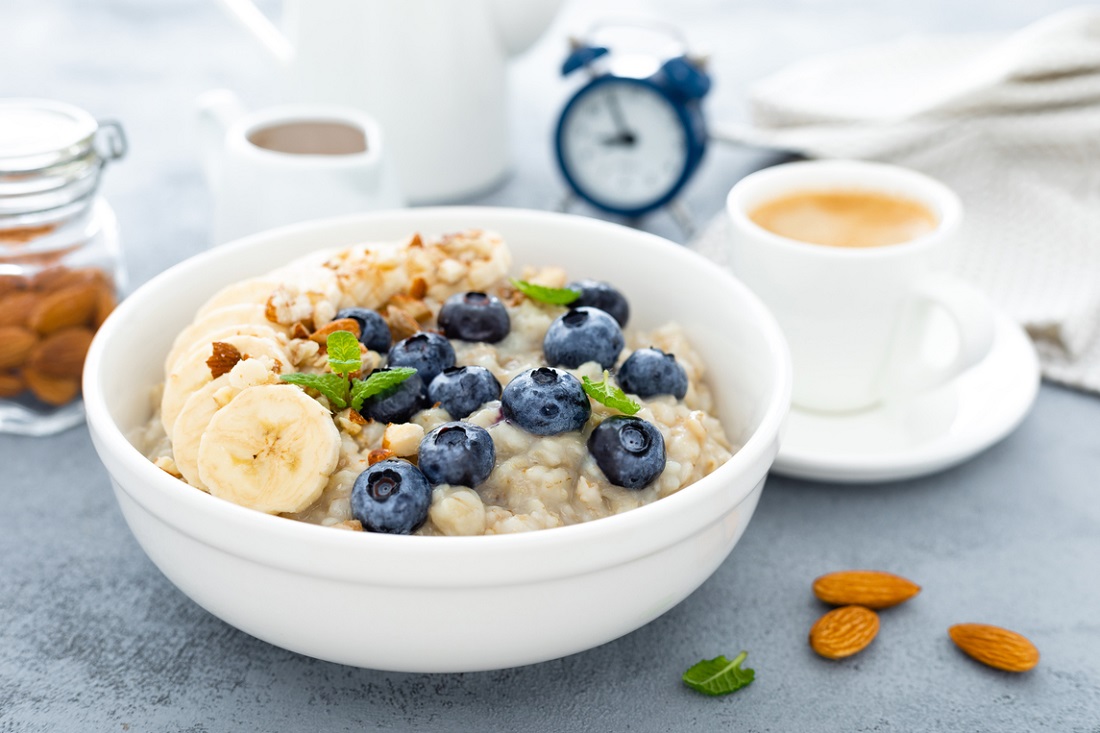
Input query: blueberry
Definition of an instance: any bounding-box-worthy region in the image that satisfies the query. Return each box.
[350,459,432,534]
[568,279,630,327]
[417,422,496,487]
[335,307,391,353]
[359,368,425,423]
[543,307,624,370]
[438,292,510,343]
[501,367,591,435]
[428,366,502,419]
[617,348,688,399]
[387,332,455,388]
[587,416,666,490]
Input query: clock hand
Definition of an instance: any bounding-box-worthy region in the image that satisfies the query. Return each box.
[600,132,637,147]
[604,89,637,146]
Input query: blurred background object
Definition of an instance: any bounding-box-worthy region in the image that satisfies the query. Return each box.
[697,6,1100,394]
[554,20,710,229]
[196,90,403,242]
[0,99,125,435]
[214,0,564,203]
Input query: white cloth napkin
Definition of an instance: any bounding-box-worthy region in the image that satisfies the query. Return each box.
[695,6,1100,394]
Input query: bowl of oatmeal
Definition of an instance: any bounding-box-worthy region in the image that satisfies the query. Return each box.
[83,208,790,672]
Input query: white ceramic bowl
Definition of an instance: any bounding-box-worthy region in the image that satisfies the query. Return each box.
[84,208,790,672]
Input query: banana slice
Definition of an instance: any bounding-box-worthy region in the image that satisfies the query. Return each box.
[160,334,290,437]
[171,375,231,492]
[197,384,341,514]
[165,303,283,373]
[195,278,282,320]
[164,323,285,375]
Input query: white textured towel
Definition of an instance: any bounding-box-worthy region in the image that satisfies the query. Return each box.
[695,7,1100,394]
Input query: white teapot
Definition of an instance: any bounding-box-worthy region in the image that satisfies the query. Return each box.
[216,0,563,203]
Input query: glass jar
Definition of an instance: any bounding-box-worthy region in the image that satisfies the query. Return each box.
[0,99,127,436]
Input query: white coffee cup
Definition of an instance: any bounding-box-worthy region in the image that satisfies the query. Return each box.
[726,159,995,413]
[197,90,404,244]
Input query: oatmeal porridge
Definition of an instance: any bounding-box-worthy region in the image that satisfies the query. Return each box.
[138,230,734,535]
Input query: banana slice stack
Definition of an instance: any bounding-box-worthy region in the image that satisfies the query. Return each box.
[162,276,343,515]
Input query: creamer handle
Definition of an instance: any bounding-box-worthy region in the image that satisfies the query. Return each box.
[195,89,247,194]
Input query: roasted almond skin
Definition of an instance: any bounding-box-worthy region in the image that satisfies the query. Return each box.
[28,283,98,334]
[0,326,38,369]
[810,605,880,660]
[0,371,24,397]
[206,341,243,379]
[26,327,94,379]
[0,292,40,328]
[310,318,362,344]
[813,570,921,609]
[24,369,80,406]
[949,624,1039,672]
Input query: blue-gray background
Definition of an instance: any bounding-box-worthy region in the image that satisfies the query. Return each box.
[2,1,1098,731]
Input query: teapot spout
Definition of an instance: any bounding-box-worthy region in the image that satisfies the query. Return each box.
[491,0,564,56]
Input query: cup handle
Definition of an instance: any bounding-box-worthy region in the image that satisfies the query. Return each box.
[878,275,996,399]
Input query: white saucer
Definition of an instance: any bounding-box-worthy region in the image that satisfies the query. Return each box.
[772,311,1040,483]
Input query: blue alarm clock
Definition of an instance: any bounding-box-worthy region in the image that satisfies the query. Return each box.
[554,25,711,218]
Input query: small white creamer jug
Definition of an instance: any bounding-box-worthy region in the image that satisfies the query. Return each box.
[215,0,564,204]
[197,90,404,244]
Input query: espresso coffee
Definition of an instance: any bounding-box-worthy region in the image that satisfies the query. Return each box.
[748,190,937,248]
[248,121,367,156]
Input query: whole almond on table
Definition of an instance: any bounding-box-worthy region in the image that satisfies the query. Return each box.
[949,624,1040,672]
[813,570,921,609]
[0,327,38,370]
[809,605,880,660]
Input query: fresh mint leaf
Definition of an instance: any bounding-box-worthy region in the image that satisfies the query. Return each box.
[280,372,350,409]
[682,652,755,697]
[350,367,417,412]
[511,278,581,306]
[582,370,640,415]
[326,330,362,375]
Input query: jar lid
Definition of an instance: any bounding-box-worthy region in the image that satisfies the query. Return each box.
[0,99,125,228]
[0,99,99,173]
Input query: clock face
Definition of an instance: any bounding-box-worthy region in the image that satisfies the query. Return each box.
[558,80,689,213]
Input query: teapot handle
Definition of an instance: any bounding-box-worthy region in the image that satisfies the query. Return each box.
[214,0,294,63]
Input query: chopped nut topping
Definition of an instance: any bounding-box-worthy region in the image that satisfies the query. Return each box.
[388,293,432,323]
[368,448,395,465]
[207,341,243,378]
[384,304,420,342]
[309,317,361,344]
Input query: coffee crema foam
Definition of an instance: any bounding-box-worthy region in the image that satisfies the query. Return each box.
[748,190,938,249]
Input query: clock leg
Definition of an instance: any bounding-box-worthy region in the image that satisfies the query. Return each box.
[668,200,696,239]
[557,191,578,213]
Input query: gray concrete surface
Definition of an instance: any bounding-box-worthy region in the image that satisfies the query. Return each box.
[2,1,1098,731]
